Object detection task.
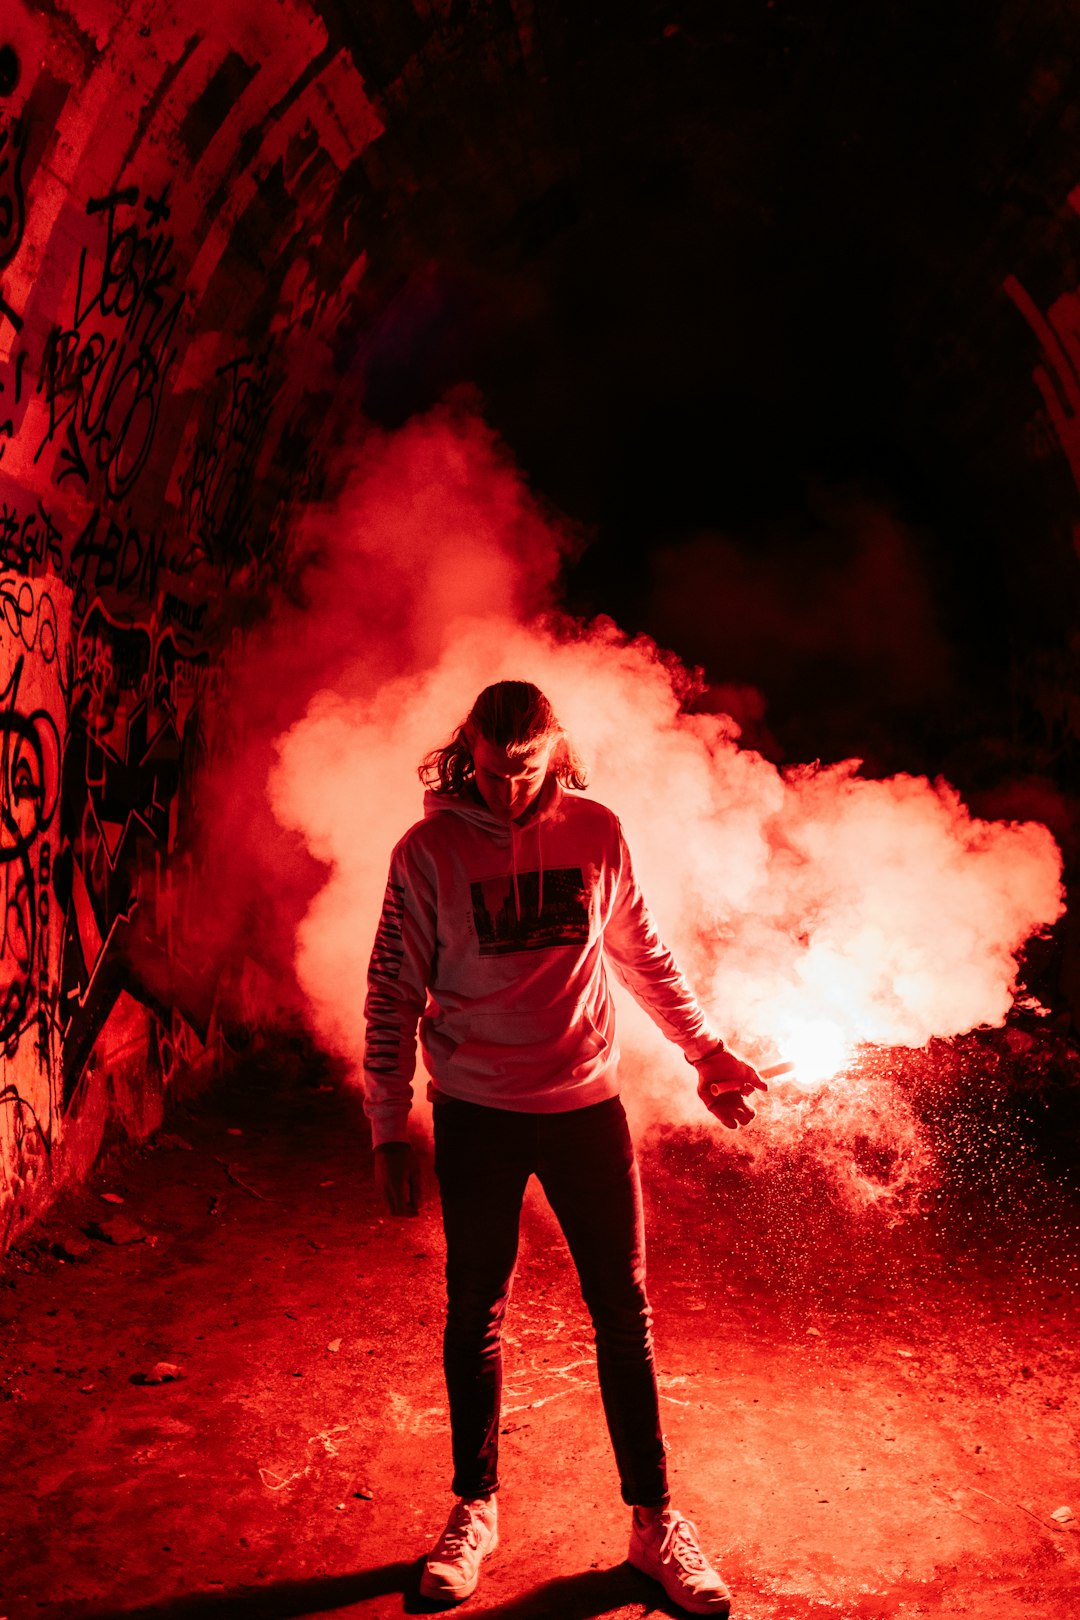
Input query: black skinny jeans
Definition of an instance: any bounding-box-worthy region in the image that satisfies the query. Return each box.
[432,1091,669,1507]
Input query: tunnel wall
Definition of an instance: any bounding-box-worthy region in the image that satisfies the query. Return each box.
[0,0,383,1247]
[4,0,1080,1247]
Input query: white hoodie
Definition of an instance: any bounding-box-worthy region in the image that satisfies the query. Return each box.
[362,775,721,1146]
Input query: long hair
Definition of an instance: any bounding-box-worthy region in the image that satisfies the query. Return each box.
[420,680,588,795]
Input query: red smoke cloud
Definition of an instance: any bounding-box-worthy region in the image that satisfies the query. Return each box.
[253,402,1063,1200]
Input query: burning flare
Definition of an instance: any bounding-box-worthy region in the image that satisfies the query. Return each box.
[763,1022,851,1090]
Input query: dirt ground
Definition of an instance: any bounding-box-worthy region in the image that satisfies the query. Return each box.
[1,1041,1078,1620]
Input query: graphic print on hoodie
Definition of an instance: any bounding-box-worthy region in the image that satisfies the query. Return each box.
[471,867,590,955]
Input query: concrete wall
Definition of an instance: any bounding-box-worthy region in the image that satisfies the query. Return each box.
[0,0,383,1246]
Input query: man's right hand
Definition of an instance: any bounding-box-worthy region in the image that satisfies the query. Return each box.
[693,1045,768,1129]
[374,1141,421,1215]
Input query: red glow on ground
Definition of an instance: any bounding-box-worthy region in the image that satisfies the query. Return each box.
[3,1045,1077,1618]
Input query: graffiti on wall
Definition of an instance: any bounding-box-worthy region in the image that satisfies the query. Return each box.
[178,350,282,580]
[0,606,61,1058]
[0,574,68,1186]
[36,185,184,502]
[1004,271,1080,507]
[0,485,176,625]
[0,97,27,471]
[0,285,27,471]
[0,578,218,1134]
[56,599,215,1108]
[0,144,222,1183]
[0,113,27,270]
[0,0,384,1238]
[0,495,62,573]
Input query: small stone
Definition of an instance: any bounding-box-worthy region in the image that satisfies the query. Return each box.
[84,1216,146,1245]
[100,1192,125,1205]
[327,1338,342,1353]
[1051,1506,1074,1524]
[130,1361,183,1385]
[806,1327,822,1337]
[227,1128,243,1136]
[52,1232,93,1262]
[353,1486,374,1500]
[897,1350,915,1358]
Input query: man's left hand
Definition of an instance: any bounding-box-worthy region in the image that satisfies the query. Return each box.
[693,1046,767,1129]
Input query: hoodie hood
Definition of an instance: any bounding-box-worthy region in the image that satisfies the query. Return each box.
[423,773,563,923]
[422,772,564,837]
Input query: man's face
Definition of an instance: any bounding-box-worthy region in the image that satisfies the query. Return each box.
[471,734,555,822]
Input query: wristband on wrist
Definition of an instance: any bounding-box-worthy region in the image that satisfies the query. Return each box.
[690,1039,727,1064]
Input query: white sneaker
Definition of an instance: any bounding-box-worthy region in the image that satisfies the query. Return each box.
[419,1496,499,1603]
[629,1507,732,1616]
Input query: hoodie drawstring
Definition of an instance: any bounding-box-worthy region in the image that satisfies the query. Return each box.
[510,818,543,922]
[510,821,521,921]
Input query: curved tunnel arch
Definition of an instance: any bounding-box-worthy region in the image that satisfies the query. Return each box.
[0,0,1077,1241]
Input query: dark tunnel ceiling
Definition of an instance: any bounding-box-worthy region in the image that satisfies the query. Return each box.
[275,3,1080,763]
[1,0,1057,777]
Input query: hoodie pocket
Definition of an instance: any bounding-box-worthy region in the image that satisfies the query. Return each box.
[449,1004,609,1079]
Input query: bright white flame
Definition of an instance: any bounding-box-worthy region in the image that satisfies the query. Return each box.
[768,1018,851,1090]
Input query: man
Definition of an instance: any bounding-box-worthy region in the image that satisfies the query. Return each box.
[364,680,765,1614]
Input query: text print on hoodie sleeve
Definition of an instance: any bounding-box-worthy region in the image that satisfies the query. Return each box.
[362,834,437,1146]
[602,822,721,1062]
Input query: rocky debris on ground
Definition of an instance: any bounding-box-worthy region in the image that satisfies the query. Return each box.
[51,1232,93,1262]
[83,1215,147,1246]
[129,1361,183,1385]
[154,1132,194,1151]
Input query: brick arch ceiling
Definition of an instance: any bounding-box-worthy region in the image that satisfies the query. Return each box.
[2,0,1080,652]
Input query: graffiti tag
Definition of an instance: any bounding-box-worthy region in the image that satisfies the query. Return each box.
[67,506,167,618]
[0,655,60,1057]
[178,351,280,577]
[0,575,60,664]
[36,186,184,501]
[1005,272,1080,501]
[0,497,64,575]
[0,113,26,269]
